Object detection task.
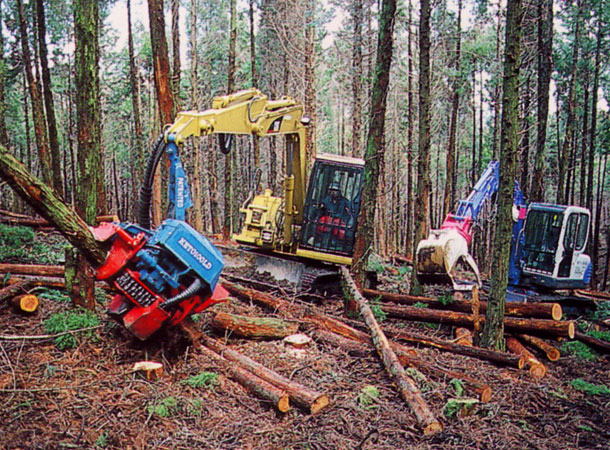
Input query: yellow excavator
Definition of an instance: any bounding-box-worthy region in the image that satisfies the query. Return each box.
[138,88,365,286]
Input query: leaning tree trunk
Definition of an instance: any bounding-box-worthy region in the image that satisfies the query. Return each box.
[352,0,397,287]
[480,0,522,350]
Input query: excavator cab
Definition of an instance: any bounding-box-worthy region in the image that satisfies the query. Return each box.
[299,154,364,257]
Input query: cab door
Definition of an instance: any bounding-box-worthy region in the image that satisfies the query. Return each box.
[557,212,589,279]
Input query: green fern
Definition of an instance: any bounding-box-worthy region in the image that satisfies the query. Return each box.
[570,378,610,396]
[181,371,218,389]
[44,309,101,350]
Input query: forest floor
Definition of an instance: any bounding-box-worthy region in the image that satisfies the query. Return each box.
[1,229,609,450]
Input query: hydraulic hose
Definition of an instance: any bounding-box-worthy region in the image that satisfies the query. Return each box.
[138,133,167,229]
[160,278,204,311]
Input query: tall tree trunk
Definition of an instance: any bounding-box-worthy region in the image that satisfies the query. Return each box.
[74,0,103,308]
[405,0,414,258]
[351,0,363,157]
[480,0,522,350]
[148,0,175,126]
[471,70,477,187]
[0,7,8,147]
[443,0,462,219]
[579,69,589,206]
[249,0,259,167]
[127,0,145,215]
[224,0,237,239]
[592,153,607,289]
[17,0,52,188]
[411,0,432,295]
[587,10,603,213]
[520,76,530,196]
[352,0,397,287]
[189,0,203,233]
[304,1,316,168]
[557,0,581,205]
[171,0,181,109]
[492,0,503,160]
[36,0,62,193]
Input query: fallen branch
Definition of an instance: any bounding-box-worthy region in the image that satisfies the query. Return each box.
[341,267,442,435]
[0,279,34,303]
[364,288,563,321]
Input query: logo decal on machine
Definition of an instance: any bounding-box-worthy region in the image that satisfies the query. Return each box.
[178,237,213,270]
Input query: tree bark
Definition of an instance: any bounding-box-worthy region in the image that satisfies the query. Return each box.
[443,0,462,219]
[351,0,363,157]
[411,0,432,295]
[0,6,8,147]
[35,0,62,193]
[531,0,553,203]
[480,0,522,350]
[574,331,610,354]
[557,0,581,205]
[170,0,181,109]
[16,0,52,187]
[0,280,34,303]
[341,267,442,435]
[352,0,397,287]
[223,0,237,240]
[212,311,299,339]
[0,264,64,277]
[148,0,175,126]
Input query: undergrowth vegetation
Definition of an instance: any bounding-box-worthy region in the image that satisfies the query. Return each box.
[43,309,101,350]
[0,224,65,265]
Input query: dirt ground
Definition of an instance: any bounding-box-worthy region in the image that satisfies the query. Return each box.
[1,231,609,449]
[1,280,609,450]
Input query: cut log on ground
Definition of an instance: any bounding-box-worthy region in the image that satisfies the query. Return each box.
[225,279,491,402]
[341,267,443,435]
[197,346,290,413]
[0,279,34,303]
[574,331,610,354]
[199,334,328,414]
[212,311,299,340]
[517,334,561,361]
[309,328,373,356]
[363,288,563,321]
[382,326,525,369]
[11,294,39,313]
[0,213,118,228]
[506,337,547,379]
[0,264,64,277]
[380,303,575,338]
[0,146,107,266]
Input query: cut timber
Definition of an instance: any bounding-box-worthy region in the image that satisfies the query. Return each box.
[197,346,290,412]
[310,329,372,356]
[506,337,547,379]
[0,212,117,228]
[455,328,473,346]
[225,281,490,403]
[0,146,107,266]
[0,279,34,303]
[284,333,312,348]
[200,334,328,414]
[363,288,562,320]
[380,303,575,338]
[574,331,610,354]
[340,267,442,435]
[11,294,39,313]
[517,334,560,361]
[212,311,299,340]
[0,264,64,277]
[132,361,164,381]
